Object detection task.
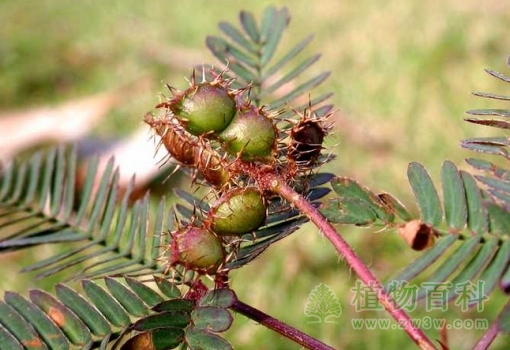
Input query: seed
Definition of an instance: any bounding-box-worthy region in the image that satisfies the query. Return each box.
[209,187,267,236]
[168,225,225,273]
[171,82,236,136]
[219,105,277,162]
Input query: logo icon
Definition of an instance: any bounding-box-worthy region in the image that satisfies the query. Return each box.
[304,283,342,324]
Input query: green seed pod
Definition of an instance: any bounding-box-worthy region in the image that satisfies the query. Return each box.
[170,82,236,136]
[209,187,267,236]
[169,225,225,273]
[219,105,277,162]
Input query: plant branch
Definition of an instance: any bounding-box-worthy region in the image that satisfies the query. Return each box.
[472,299,510,350]
[231,299,337,350]
[249,169,437,350]
[472,321,499,350]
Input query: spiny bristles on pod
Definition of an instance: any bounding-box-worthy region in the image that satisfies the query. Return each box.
[167,224,226,274]
[193,142,230,188]
[207,187,267,237]
[218,104,278,163]
[288,120,325,163]
[144,111,231,188]
[144,112,197,166]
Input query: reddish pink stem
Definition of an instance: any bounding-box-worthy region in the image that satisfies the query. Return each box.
[232,299,337,350]
[263,173,437,350]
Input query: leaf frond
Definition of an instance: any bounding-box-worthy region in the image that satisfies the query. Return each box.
[0,276,236,349]
[321,160,510,305]
[205,6,331,113]
[0,146,171,280]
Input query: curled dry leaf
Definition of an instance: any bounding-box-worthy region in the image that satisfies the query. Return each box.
[398,219,437,251]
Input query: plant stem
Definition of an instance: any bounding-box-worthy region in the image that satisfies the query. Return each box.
[260,172,437,350]
[472,321,498,350]
[472,299,510,350]
[231,299,337,350]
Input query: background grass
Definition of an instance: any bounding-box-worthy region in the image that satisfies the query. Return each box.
[1,0,509,349]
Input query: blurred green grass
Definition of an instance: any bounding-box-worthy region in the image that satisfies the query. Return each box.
[1,0,509,349]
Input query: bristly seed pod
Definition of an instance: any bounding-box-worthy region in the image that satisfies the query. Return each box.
[194,144,230,187]
[219,105,277,162]
[288,119,326,165]
[144,112,229,187]
[168,224,225,274]
[170,82,236,136]
[144,113,196,165]
[208,187,267,236]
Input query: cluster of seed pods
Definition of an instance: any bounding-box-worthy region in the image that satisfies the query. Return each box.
[144,70,330,275]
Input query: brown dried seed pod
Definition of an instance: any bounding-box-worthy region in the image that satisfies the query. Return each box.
[288,119,326,165]
[144,113,197,165]
[145,112,230,187]
[194,144,230,187]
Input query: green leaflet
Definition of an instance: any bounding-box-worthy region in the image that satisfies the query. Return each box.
[498,301,510,334]
[5,292,68,350]
[0,327,24,350]
[82,280,131,328]
[323,176,395,225]
[104,278,149,318]
[416,236,481,301]
[55,284,111,337]
[185,327,233,350]
[407,162,443,226]
[476,239,510,296]
[441,161,467,231]
[0,301,47,350]
[191,307,233,333]
[460,171,488,235]
[29,290,91,346]
[386,235,458,287]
